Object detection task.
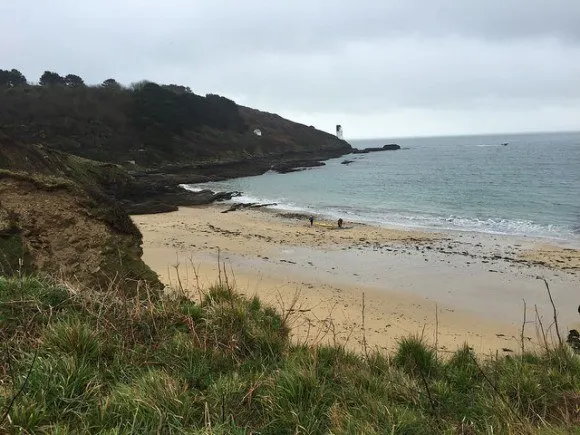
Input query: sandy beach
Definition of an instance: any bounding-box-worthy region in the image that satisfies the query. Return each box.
[133,205,580,356]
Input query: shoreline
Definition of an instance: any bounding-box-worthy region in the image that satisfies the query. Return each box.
[133,204,580,355]
[182,182,580,249]
[256,204,580,250]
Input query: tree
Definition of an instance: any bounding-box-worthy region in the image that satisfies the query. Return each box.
[0,69,27,87]
[64,73,85,88]
[101,78,122,90]
[162,84,191,95]
[130,80,152,91]
[39,71,65,86]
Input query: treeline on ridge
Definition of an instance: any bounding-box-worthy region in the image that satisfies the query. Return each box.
[0,68,247,165]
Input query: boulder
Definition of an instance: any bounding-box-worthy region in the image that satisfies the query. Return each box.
[382,144,401,150]
[271,160,325,174]
[352,144,401,154]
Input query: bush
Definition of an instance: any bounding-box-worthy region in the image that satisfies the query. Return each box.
[393,336,439,378]
[202,284,289,359]
[100,369,198,432]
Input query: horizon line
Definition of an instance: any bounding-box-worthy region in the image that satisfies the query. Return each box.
[345,129,580,141]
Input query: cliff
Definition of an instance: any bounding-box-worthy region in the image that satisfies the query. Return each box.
[0,170,162,294]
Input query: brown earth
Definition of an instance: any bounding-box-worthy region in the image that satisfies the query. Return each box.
[0,171,162,294]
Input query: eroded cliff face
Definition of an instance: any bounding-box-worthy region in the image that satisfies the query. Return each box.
[0,172,162,294]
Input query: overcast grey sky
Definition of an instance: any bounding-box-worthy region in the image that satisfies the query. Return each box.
[1,0,579,138]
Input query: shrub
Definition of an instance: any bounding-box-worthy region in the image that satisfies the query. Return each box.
[393,336,439,378]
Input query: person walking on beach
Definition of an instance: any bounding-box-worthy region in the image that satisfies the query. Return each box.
[309,215,314,226]
[337,218,343,229]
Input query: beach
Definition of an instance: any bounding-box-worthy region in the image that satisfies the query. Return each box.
[133,205,580,356]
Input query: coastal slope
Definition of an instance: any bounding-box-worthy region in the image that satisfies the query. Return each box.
[0,170,162,293]
[0,73,352,211]
[0,77,352,182]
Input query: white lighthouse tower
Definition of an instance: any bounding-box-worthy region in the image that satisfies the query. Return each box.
[336,124,343,140]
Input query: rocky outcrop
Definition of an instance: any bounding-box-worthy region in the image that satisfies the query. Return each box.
[271,160,325,174]
[382,144,401,150]
[0,171,162,295]
[221,202,278,213]
[120,189,241,215]
[0,141,247,215]
[352,144,401,154]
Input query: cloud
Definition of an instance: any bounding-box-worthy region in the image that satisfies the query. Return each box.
[204,36,580,110]
[1,0,579,136]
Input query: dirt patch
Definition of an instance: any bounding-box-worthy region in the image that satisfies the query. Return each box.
[0,173,162,294]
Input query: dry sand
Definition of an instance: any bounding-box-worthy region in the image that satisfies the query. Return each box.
[133,205,580,356]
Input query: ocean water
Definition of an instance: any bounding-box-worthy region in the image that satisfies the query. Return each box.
[185,131,580,245]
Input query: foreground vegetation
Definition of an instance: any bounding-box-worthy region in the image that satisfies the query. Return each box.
[1,276,579,434]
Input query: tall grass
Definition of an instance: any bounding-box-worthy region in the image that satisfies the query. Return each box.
[1,276,579,434]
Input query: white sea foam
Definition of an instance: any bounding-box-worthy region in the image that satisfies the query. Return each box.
[264,201,576,242]
[180,131,580,245]
[183,181,578,243]
[181,184,210,192]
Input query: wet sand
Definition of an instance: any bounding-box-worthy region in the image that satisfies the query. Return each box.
[133,205,580,355]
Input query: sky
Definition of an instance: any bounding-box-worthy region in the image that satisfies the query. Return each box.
[1,0,579,138]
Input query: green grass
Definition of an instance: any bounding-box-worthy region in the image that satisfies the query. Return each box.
[1,276,579,434]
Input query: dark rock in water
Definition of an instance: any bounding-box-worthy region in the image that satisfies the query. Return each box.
[382,144,401,150]
[352,144,400,154]
[222,202,277,213]
[222,203,254,213]
[341,160,355,165]
[271,160,325,174]
[211,190,242,202]
[179,189,241,205]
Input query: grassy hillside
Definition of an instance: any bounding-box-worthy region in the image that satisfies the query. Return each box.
[0,136,136,198]
[0,72,351,169]
[1,276,579,434]
[0,138,247,214]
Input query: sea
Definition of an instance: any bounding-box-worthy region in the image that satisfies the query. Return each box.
[184,131,580,246]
